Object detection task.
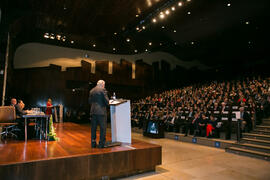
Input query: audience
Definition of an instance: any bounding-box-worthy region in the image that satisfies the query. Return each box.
[131,76,270,139]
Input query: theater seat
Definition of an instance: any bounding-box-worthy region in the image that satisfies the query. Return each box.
[0,106,17,139]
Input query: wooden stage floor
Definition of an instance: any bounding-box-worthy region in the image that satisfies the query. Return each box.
[0,123,161,180]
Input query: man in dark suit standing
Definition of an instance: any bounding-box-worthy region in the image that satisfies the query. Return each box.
[89,80,109,148]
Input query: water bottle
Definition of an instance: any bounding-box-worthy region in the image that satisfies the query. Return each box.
[112,92,116,100]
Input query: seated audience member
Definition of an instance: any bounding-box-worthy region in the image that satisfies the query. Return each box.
[184,112,200,136]
[195,113,207,137]
[206,115,220,138]
[239,107,252,133]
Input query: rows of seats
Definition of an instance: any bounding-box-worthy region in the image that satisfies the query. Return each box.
[131,76,270,139]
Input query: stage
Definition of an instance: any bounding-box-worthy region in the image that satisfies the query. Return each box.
[0,123,162,180]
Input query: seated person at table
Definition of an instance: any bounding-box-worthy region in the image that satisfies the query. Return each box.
[15,100,31,118]
[10,98,17,107]
[15,100,32,139]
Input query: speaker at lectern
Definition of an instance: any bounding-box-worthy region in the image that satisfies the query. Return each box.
[108,98,131,146]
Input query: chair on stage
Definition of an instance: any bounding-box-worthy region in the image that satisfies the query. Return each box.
[0,106,18,139]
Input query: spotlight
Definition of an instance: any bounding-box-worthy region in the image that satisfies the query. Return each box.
[187,11,191,15]
[227,3,231,7]
[136,14,139,17]
[187,0,191,2]
[178,2,183,6]
[245,21,250,25]
[114,32,117,35]
[70,40,74,44]
[171,6,175,11]
[142,26,146,29]
[134,49,138,53]
[126,38,130,42]
[165,10,170,15]
[148,42,152,46]
[136,27,140,30]
[152,18,157,23]
[162,26,165,29]
[174,30,177,33]
[113,48,116,51]
[93,44,96,47]
[145,49,148,52]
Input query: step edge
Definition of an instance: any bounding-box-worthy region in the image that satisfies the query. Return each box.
[227,147,270,156]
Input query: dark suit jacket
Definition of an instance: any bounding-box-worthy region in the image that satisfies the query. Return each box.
[89,86,109,115]
[15,104,27,118]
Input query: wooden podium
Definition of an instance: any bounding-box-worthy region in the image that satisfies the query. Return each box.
[109,99,131,144]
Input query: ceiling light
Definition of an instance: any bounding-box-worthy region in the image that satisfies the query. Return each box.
[126,38,130,42]
[191,41,194,45]
[142,26,146,29]
[178,2,183,6]
[152,18,157,23]
[93,44,96,47]
[134,49,138,53]
[174,30,177,33]
[165,10,170,15]
[145,49,148,52]
[187,11,191,15]
[159,13,165,19]
[114,32,117,35]
[245,21,250,25]
[171,7,175,11]
[162,26,165,29]
[136,27,140,31]
[149,42,152,46]
[227,3,231,7]
[187,0,191,2]
[136,14,139,17]
[70,40,74,44]
[160,43,163,46]
[113,48,116,51]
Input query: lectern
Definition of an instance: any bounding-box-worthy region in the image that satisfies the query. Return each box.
[109,99,131,144]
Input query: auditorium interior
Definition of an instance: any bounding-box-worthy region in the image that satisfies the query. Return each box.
[0,0,270,180]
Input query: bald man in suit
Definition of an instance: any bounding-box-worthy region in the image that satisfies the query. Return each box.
[89,80,109,148]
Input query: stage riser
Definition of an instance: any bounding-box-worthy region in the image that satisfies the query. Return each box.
[165,133,233,149]
[0,147,161,180]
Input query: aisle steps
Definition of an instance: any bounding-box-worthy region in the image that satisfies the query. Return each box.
[226,117,270,161]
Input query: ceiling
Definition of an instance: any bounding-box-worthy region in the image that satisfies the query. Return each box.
[0,0,269,68]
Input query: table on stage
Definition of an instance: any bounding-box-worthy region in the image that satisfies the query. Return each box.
[22,114,50,141]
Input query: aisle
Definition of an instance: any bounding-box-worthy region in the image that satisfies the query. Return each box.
[120,132,270,180]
